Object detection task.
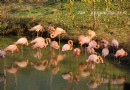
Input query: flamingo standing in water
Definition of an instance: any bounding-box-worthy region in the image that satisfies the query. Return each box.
[29,24,43,37]
[50,27,66,53]
[15,37,28,53]
[86,46,97,55]
[30,37,45,44]
[62,40,73,52]
[32,38,51,49]
[88,40,100,49]
[50,41,60,50]
[114,48,127,63]
[4,44,19,56]
[86,54,103,64]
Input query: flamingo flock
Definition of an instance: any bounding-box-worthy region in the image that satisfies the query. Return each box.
[0,24,128,89]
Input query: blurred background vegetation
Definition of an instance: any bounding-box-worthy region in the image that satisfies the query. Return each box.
[0,0,130,50]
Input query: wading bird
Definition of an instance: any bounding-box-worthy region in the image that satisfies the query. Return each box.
[86,54,103,64]
[62,40,73,52]
[88,30,96,39]
[15,37,28,53]
[0,50,6,58]
[29,24,43,37]
[4,44,19,56]
[102,47,109,58]
[32,38,51,49]
[50,41,60,49]
[30,37,45,44]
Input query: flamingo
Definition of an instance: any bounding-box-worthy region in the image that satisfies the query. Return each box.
[4,44,19,56]
[111,39,119,53]
[73,48,81,66]
[73,48,81,57]
[30,37,45,44]
[86,54,103,64]
[78,35,85,42]
[48,25,55,33]
[79,36,91,46]
[86,46,97,54]
[50,41,60,49]
[15,60,28,68]
[50,27,66,50]
[50,27,66,38]
[102,47,109,58]
[115,48,127,58]
[88,40,100,49]
[29,24,43,37]
[15,37,28,53]
[100,39,109,48]
[0,50,6,58]
[88,30,96,39]
[32,38,51,49]
[62,40,73,52]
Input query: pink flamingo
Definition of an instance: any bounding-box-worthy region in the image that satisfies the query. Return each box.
[79,36,91,46]
[62,40,73,52]
[0,50,6,58]
[56,54,66,62]
[4,44,19,56]
[32,38,51,49]
[73,48,81,57]
[86,54,103,64]
[102,47,109,58]
[111,39,119,53]
[86,46,97,54]
[30,37,45,44]
[73,48,81,66]
[51,67,59,75]
[114,48,127,63]
[78,35,85,42]
[15,37,28,53]
[115,48,127,58]
[100,39,109,48]
[48,25,55,33]
[50,41,60,49]
[88,40,100,49]
[29,24,43,37]
[88,30,96,39]
[15,37,28,46]
[50,27,66,38]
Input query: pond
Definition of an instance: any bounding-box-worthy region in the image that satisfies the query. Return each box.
[0,36,130,90]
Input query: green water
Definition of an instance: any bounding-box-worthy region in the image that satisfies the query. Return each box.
[0,37,130,90]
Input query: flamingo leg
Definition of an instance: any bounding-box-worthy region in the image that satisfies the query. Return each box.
[58,35,61,54]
